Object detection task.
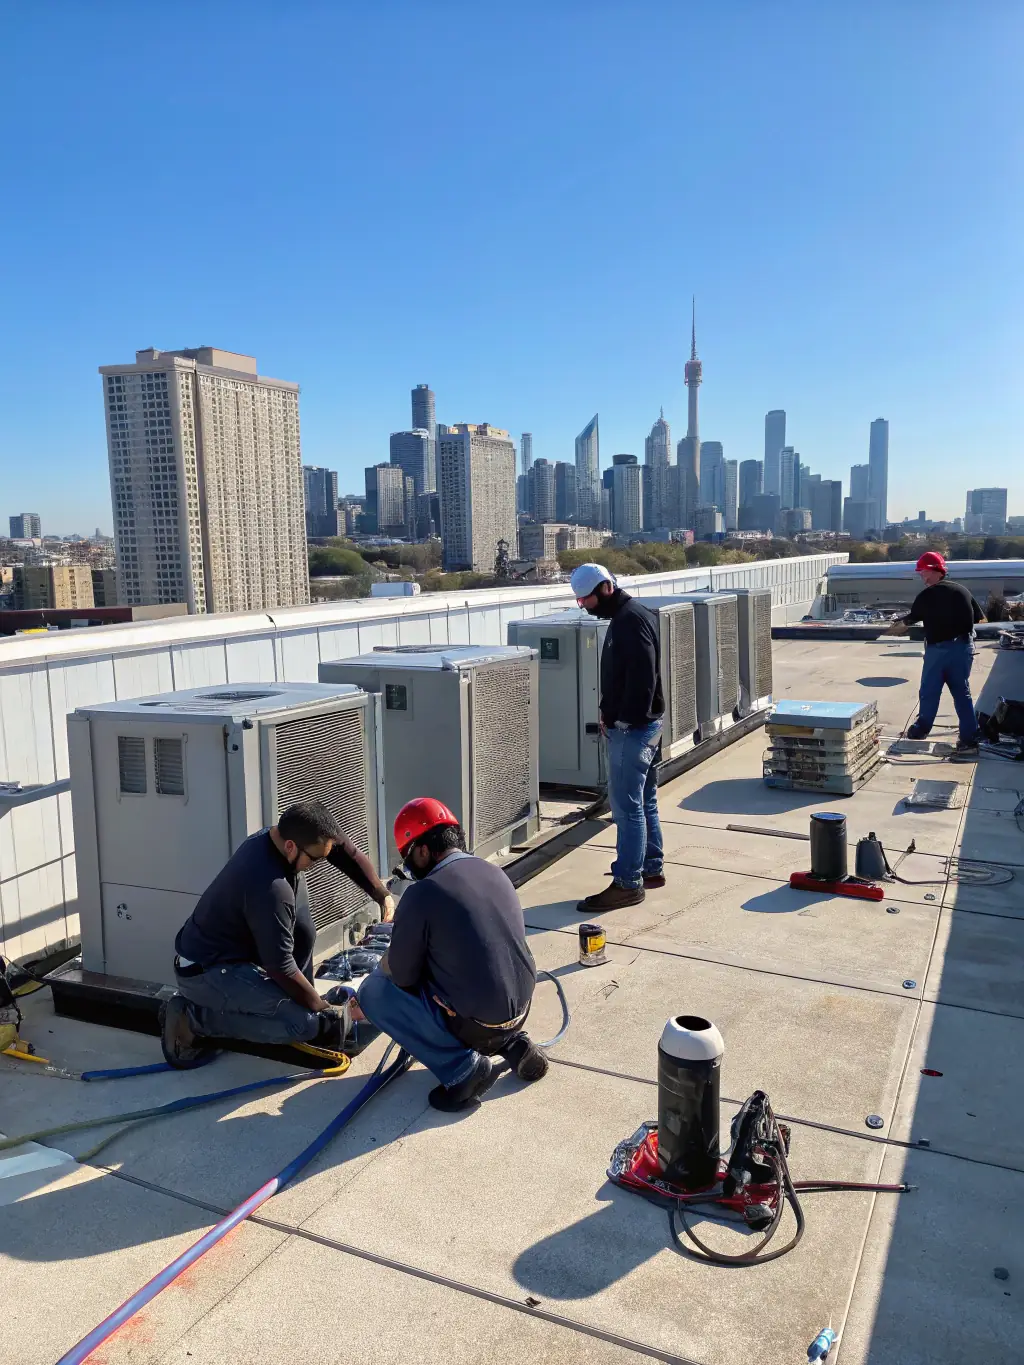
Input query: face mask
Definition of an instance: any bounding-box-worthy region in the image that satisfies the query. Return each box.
[587,590,617,618]
[404,851,431,881]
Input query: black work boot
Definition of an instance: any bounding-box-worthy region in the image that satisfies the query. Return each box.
[428,1055,497,1112]
[950,738,980,762]
[576,883,645,913]
[501,1032,549,1082]
[315,1006,349,1052]
[159,994,210,1069]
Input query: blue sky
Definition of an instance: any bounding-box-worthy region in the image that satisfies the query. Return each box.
[1,3,1020,533]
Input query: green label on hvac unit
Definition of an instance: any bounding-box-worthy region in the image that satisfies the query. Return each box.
[385,683,408,711]
[540,637,560,661]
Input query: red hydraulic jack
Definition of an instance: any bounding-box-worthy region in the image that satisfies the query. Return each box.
[789,812,884,901]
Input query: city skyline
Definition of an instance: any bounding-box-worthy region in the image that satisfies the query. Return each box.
[1,7,1020,530]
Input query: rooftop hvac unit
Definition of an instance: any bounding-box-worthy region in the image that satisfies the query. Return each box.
[626,599,699,760]
[319,645,540,868]
[638,593,739,741]
[67,683,385,988]
[507,611,608,787]
[733,587,774,715]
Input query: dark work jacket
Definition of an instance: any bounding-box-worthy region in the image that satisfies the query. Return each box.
[599,590,666,728]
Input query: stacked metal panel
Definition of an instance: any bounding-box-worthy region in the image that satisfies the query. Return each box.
[763,699,881,795]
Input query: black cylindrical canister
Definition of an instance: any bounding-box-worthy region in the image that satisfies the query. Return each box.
[809,812,848,882]
[657,1015,725,1190]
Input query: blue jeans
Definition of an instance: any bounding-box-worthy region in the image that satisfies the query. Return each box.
[606,719,664,889]
[176,963,321,1046]
[357,970,479,1088]
[911,639,979,744]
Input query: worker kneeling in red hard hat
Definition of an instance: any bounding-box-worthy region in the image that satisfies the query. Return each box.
[355,797,548,1111]
[886,551,986,760]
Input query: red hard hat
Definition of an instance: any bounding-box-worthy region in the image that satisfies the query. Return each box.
[394,797,460,856]
[916,551,946,575]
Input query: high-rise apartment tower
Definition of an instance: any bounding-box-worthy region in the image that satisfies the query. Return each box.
[520,432,533,475]
[9,513,42,539]
[868,419,889,532]
[575,414,600,526]
[439,424,518,572]
[763,410,786,498]
[100,348,308,614]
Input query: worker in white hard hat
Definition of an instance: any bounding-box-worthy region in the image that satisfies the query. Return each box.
[569,563,666,912]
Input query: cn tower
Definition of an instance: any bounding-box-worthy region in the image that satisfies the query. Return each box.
[677,297,702,527]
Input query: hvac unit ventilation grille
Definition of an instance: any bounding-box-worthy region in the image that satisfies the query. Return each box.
[752,593,773,699]
[715,598,740,714]
[666,609,697,744]
[471,661,533,843]
[118,736,147,794]
[271,708,371,930]
[154,737,185,795]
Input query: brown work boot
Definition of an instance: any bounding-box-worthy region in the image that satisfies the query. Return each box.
[159,994,210,1069]
[576,883,645,913]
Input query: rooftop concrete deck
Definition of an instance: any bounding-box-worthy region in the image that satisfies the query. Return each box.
[2,636,1021,1364]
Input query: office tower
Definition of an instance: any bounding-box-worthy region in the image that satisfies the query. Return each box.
[516,473,529,514]
[965,488,1009,534]
[412,384,437,495]
[868,418,889,531]
[699,441,725,512]
[411,383,435,437]
[779,447,797,510]
[783,507,812,536]
[516,472,529,514]
[644,409,672,530]
[302,465,340,538]
[390,429,435,496]
[843,498,880,540]
[416,492,441,539]
[520,432,533,475]
[611,455,642,535]
[438,424,517,572]
[741,493,781,535]
[554,461,578,522]
[364,464,409,535]
[100,348,308,613]
[9,513,42,539]
[850,463,870,502]
[723,460,738,531]
[13,564,94,610]
[809,479,841,532]
[575,414,600,526]
[799,470,820,515]
[677,301,702,528]
[763,410,786,498]
[91,568,118,606]
[739,460,762,508]
[527,458,556,522]
[694,506,724,540]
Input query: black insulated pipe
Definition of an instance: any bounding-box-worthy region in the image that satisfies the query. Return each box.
[809,812,848,882]
[657,1015,725,1190]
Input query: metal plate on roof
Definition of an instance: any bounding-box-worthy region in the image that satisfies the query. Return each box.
[902,779,967,810]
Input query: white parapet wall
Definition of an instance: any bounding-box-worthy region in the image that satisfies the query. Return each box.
[0,552,845,961]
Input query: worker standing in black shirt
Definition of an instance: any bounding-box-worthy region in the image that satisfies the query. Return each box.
[162,800,393,1067]
[887,551,985,759]
[570,563,666,912]
[356,797,547,1113]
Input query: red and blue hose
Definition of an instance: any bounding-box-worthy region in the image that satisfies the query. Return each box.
[55,1046,411,1365]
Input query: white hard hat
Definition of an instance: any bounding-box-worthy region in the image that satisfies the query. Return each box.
[570,562,616,601]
